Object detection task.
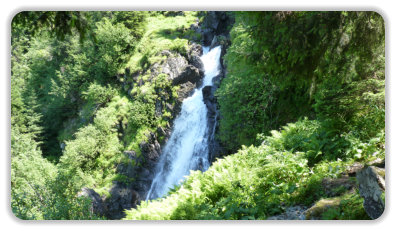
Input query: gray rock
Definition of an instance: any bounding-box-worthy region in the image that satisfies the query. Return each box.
[155,99,163,117]
[202,86,216,114]
[161,54,188,80]
[105,183,140,219]
[123,150,137,160]
[202,28,214,46]
[157,126,167,137]
[177,82,196,102]
[189,43,203,57]
[139,132,162,163]
[116,162,136,179]
[78,188,106,217]
[356,166,385,219]
[201,11,234,46]
[189,56,204,75]
[267,206,307,220]
[210,36,219,49]
[171,65,202,86]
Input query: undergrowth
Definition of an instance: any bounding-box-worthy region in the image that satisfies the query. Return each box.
[124,118,384,220]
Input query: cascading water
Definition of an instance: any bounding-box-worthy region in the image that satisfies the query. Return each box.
[146,46,222,200]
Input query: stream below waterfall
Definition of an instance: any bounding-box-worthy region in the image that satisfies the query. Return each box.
[145,46,222,200]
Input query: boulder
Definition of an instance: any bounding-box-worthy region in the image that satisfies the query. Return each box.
[161,53,188,81]
[159,52,204,89]
[305,198,342,220]
[176,82,196,103]
[104,182,140,219]
[321,176,357,197]
[116,162,136,179]
[210,35,219,49]
[189,56,204,76]
[189,43,203,57]
[356,166,385,219]
[346,162,364,176]
[78,188,106,217]
[171,65,202,86]
[267,205,307,220]
[139,132,162,163]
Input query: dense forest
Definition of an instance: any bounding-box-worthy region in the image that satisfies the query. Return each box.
[11,11,385,220]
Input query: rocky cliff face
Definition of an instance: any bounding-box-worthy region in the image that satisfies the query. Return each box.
[201,11,234,162]
[80,43,205,220]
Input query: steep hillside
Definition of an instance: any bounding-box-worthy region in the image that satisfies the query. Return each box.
[11,11,207,220]
[124,11,385,220]
[11,11,385,220]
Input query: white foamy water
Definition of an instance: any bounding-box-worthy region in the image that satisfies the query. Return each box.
[145,46,222,200]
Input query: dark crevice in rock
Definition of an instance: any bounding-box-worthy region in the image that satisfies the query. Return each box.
[201,11,234,162]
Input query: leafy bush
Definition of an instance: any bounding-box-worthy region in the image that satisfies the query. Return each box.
[94,18,136,77]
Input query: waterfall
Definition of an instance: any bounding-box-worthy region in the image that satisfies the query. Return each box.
[145,46,222,200]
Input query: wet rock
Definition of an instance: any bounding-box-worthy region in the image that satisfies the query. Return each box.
[202,29,215,47]
[202,86,217,114]
[202,85,215,101]
[356,166,385,219]
[201,11,234,46]
[210,35,219,49]
[189,56,204,76]
[212,73,223,86]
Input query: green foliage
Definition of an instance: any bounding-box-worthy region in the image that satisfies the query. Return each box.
[124,108,384,220]
[93,18,136,77]
[11,126,101,220]
[12,11,91,41]
[123,120,356,220]
[58,95,134,194]
[82,83,116,105]
[12,11,384,220]
[125,11,198,74]
[112,11,148,39]
[217,11,385,154]
[321,192,370,220]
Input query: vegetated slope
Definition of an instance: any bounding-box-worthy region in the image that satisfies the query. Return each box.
[124,11,385,220]
[11,11,202,220]
[124,118,384,220]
